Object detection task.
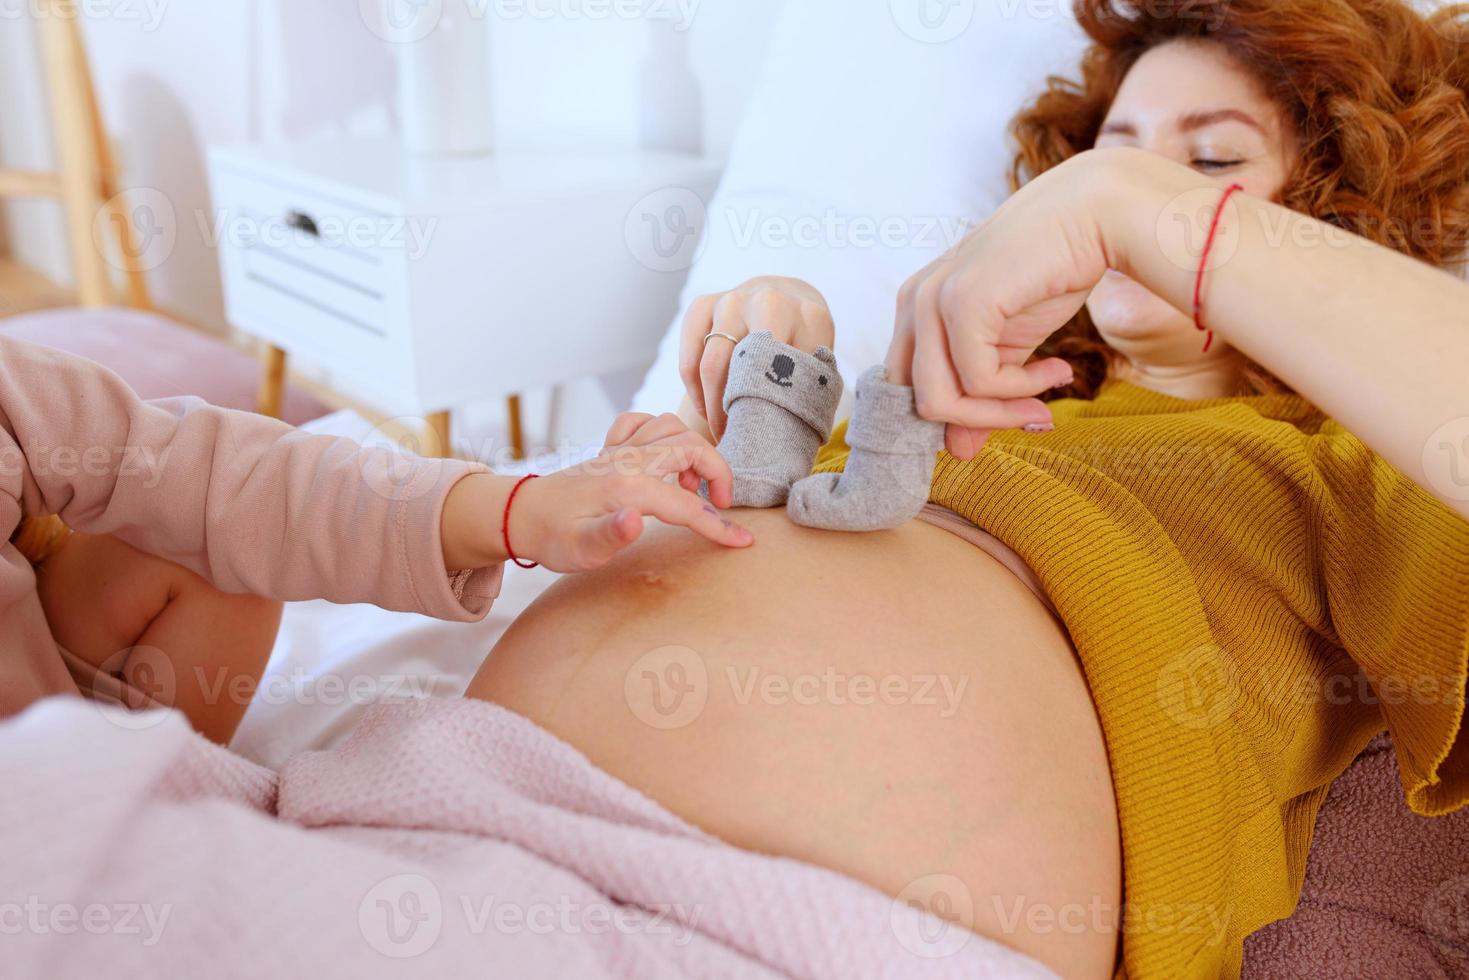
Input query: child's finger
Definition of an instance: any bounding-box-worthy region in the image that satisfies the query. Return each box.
[624,413,689,447]
[619,479,752,549]
[604,412,655,448]
[581,507,645,565]
[664,440,734,510]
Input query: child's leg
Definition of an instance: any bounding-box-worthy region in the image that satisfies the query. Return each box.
[35,533,283,744]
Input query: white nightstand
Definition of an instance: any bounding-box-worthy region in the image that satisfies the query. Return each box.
[206,139,720,456]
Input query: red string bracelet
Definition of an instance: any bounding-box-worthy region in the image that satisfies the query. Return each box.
[501,474,540,569]
[1193,182,1245,354]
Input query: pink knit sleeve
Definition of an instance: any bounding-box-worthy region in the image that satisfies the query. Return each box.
[0,336,501,621]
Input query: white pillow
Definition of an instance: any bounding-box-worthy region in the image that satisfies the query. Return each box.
[633,0,1087,415]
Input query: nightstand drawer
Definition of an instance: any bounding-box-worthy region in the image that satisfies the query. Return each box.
[212,167,413,384]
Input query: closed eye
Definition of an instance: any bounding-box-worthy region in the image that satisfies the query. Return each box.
[1193,158,1246,173]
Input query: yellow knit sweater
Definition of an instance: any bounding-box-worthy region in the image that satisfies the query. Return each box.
[813,381,1469,980]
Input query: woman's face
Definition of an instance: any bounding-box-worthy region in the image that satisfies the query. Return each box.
[1088,39,1296,370]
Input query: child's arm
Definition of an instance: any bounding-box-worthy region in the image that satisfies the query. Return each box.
[0,335,496,620]
[0,336,754,619]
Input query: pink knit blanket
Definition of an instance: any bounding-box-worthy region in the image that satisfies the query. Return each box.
[0,696,1056,979]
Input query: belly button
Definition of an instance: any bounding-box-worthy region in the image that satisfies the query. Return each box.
[640,571,665,588]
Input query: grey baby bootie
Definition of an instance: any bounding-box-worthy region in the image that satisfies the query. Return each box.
[787,366,945,531]
[714,332,844,508]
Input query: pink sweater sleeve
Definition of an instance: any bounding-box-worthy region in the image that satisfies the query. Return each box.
[0,336,501,621]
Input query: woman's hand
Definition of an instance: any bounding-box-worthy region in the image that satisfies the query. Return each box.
[886,154,1112,460]
[678,277,836,441]
[441,413,753,575]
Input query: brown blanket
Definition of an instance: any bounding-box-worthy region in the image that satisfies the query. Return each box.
[1244,734,1469,978]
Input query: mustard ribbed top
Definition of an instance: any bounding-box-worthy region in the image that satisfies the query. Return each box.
[814,381,1469,979]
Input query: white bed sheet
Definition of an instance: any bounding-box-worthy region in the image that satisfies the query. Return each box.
[229,410,570,768]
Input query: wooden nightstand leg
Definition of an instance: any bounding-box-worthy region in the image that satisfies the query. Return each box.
[257,345,287,418]
[506,394,526,461]
[426,410,452,458]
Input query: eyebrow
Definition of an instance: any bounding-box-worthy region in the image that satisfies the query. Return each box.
[1099,108,1267,137]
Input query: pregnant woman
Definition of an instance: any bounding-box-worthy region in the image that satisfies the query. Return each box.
[6,1,1465,978]
[469,1,1469,977]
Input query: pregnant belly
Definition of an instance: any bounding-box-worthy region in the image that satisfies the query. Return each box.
[468,509,1121,978]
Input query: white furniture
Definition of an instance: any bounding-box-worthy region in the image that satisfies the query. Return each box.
[207,139,720,455]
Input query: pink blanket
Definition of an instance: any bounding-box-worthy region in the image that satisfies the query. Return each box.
[0,696,1056,980]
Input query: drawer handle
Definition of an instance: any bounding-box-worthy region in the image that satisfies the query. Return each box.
[285,209,319,237]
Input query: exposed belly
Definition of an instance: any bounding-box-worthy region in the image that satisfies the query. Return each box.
[468,509,1121,977]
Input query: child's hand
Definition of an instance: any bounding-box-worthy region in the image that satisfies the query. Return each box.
[441,413,754,575]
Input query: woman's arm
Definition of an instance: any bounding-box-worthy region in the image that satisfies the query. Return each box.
[894,147,1469,519]
[1106,147,1469,508]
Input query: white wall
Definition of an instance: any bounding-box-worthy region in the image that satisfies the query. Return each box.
[0,0,786,330]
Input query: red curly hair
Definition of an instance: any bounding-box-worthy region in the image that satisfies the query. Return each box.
[1012,0,1469,400]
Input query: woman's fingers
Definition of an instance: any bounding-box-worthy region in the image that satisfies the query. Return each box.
[933,395,1054,432]
[743,287,834,349]
[910,277,966,418]
[945,425,992,461]
[906,266,1064,431]
[678,294,720,422]
[702,294,748,440]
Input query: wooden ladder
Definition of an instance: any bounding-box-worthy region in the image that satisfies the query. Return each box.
[0,1,150,311]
